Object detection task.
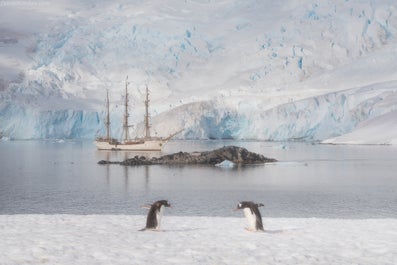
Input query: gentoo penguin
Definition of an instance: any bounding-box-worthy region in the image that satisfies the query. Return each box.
[235,201,264,231]
[140,200,171,231]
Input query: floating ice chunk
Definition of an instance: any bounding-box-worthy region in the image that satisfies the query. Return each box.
[0,137,10,142]
[215,160,236,168]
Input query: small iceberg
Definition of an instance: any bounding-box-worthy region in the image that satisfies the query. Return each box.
[215,160,236,168]
[0,132,10,141]
[0,131,9,141]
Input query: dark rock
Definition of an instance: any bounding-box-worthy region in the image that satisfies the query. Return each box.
[97,160,119,165]
[98,145,277,166]
[120,156,153,166]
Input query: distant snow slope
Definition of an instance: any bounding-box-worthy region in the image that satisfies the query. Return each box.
[323,111,397,145]
[0,0,396,143]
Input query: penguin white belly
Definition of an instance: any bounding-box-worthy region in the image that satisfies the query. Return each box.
[156,205,164,229]
[243,208,257,231]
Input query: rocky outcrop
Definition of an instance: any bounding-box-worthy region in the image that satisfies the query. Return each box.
[98,146,277,166]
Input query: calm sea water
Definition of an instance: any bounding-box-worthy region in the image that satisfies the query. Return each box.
[0,140,396,218]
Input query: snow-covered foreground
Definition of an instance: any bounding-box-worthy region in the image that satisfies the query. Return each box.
[1,215,396,265]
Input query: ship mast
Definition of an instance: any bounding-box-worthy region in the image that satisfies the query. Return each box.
[144,84,151,139]
[105,88,111,141]
[123,76,130,142]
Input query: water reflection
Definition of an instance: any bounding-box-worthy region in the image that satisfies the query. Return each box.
[1,140,396,217]
[97,150,155,195]
[144,165,150,193]
[105,152,110,186]
[123,163,129,192]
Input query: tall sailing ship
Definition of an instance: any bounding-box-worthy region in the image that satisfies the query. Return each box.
[94,77,179,151]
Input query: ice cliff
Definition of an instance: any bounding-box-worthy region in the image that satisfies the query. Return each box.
[0,0,396,144]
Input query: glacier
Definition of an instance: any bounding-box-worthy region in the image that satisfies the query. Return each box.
[0,0,397,144]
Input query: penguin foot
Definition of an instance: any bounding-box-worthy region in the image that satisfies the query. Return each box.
[139,227,164,232]
[245,227,264,232]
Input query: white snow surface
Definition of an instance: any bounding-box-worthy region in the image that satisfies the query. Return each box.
[1,0,397,143]
[323,111,397,145]
[1,215,396,265]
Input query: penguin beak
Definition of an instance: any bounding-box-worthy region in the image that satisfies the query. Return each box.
[233,208,240,211]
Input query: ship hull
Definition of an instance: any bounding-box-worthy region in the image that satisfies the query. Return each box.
[95,139,166,151]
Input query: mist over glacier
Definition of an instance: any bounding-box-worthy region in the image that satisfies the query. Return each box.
[0,0,396,144]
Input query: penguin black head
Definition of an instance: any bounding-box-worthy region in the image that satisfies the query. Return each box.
[236,201,264,210]
[155,200,171,208]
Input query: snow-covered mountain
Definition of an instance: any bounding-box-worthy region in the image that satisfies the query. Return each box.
[1,0,396,144]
